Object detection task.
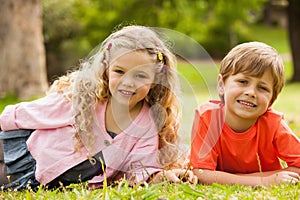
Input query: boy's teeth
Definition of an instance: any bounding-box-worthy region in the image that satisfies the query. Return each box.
[239,100,255,107]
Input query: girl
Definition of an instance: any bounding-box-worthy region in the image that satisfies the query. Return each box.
[0,25,196,190]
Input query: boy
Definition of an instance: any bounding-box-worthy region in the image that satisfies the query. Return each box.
[191,42,300,186]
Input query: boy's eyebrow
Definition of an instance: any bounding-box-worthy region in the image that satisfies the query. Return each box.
[238,73,273,84]
[259,80,273,87]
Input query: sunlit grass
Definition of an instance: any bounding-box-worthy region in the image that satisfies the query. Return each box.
[0,93,19,113]
[1,181,300,199]
[249,24,291,54]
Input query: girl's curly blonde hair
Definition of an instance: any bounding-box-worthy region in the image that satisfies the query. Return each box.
[48,25,182,169]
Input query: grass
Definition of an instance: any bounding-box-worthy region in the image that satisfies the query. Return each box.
[0,93,20,113]
[1,24,300,199]
[249,24,290,54]
[1,181,299,199]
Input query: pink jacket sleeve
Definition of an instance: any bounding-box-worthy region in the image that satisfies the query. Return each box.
[0,93,74,131]
[125,133,161,183]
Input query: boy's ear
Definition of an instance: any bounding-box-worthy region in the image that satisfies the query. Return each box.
[217,74,225,95]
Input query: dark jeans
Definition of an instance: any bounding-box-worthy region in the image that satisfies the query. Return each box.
[47,150,105,189]
[0,130,39,191]
[0,140,10,185]
[0,129,106,190]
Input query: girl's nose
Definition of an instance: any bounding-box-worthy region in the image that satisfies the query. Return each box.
[121,75,134,88]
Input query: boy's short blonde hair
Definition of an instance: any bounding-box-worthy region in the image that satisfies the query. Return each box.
[219,41,285,105]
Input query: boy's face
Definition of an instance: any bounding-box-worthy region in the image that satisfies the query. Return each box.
[218,70,274,132]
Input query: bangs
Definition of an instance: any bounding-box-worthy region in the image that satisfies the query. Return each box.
[232,59,268,78]
[231,53,277,79]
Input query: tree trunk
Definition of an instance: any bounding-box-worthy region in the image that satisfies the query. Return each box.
[287,0,300,82]
[0,0,48,100]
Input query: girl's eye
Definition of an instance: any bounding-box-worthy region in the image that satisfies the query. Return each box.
[136,74,147,79]
[114,69,124,74]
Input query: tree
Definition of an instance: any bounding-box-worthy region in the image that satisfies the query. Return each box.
[0,0,48,100]
[287,0,300,82]
[42,0,267,74]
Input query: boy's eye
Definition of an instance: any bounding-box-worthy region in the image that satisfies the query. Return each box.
[238,80,248,85]
[258,85,270,92]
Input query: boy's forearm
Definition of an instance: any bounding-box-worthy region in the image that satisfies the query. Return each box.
[285,166,300,175]
[192,168,263,187]
[193,168,300,187]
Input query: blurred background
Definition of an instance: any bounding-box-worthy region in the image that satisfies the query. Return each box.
[0,0,299,142]
[0,0,299,99]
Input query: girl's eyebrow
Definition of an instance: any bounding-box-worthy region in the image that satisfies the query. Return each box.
[111,65,127,71]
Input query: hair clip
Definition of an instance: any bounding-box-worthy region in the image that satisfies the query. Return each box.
[106,43,112,51]
[163,64,167,74]
[157,52,163,62]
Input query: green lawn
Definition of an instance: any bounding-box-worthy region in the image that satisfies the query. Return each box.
[1,179,299,199]
[249,24,290,54]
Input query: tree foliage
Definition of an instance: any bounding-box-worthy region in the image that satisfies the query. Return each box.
[42,0,267,77]
[203,0,267,57]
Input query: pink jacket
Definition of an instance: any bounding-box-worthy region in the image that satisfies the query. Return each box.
[0,92,161,185]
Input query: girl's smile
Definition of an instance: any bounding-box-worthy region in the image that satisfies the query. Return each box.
[118,89,135,96]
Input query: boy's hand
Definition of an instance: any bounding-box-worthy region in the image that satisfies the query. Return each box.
[263,171,300,186]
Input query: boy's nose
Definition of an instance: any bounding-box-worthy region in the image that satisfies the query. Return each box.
[245,86,256,98]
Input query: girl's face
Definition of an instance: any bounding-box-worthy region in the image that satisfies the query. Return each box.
[218,70,274,132]
[106,50,156,110]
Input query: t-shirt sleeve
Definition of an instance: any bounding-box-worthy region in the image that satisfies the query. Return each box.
[0,92,74,130]
[190,107,219,170]
[274,119,300,167]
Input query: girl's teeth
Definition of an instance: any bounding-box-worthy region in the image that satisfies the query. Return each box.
[121,90,133,95]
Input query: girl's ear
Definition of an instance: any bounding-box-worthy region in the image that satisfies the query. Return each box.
[217,74,225,96]
[105,67,109,78]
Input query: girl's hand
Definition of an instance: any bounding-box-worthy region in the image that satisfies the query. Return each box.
[263,171,300,186]
[151,169,198,184]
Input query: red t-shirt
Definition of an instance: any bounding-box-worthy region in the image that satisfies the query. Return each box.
[190,100,300,173]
